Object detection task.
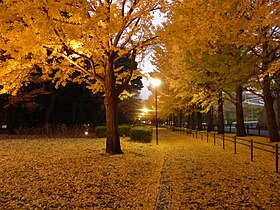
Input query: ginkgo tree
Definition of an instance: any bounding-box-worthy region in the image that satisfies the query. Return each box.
[157,0,279,141]
[0,0,169,154]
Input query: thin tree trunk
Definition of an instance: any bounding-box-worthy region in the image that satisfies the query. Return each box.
[207,106,213,132]
[191,112,195,130]
[276,74,280,129]
[263,75,279,142]
[218,92,224,134]
[197,112,202,130]
[7,107,16,134]
[235,86,246,136]
[172,114,175,127]
[186,114,191,129]
[104,58,122,154]
[174,114,178,127]
[179,109,183,128]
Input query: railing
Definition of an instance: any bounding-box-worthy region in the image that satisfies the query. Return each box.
[201,124,280,138]
[170,127,279,173]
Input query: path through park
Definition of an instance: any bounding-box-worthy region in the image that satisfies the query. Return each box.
[1,128,279,209]
[154,128,280,209]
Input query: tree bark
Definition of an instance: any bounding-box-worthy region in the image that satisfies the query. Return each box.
[235,86,246,136]
[104,57,123,154]
[263,75,279,142]
[191,112,195,130]
[207,106,213,132]
[179,109,183,128]
[197,112,202,130]
[186,114,191,129]
[218,92,224,134]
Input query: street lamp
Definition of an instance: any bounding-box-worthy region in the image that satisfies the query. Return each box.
[142,108,149,114]
[152,78,161,145]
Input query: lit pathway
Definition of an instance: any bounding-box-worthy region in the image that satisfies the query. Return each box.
[154,128,280,210]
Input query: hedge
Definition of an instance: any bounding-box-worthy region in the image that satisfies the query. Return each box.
[130,126,153,143]
[95,125,153,143]
[95,126,107,138]
[119,125,133,137]
[95,125,133,138]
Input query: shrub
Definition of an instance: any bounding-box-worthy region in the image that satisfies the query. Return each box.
[95,125,133,138]
[171,127,181,132]
[119,125,132,137]
[130,126,153,143]
[95,126,107,138]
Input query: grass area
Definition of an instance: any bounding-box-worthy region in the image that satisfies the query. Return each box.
[0,137,164,209]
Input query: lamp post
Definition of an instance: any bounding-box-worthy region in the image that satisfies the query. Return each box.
[152,78,161,145]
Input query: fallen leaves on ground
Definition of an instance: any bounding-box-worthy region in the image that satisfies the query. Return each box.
[160,129,280,210]
[1,129,280,210]
[0,137,164,209]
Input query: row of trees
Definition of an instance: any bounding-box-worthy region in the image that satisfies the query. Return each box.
[153,0,279,142]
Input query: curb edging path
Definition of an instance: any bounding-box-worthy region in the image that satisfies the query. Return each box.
[155,149,172,210]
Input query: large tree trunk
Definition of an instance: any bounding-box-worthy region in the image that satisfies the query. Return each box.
[218,92,224,134]
[207,106,213,132]
[235,86,246,136]
[104,58,122,154]
[263,75,279,142]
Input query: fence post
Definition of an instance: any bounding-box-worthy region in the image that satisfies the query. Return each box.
[196,130,198,139]
[207,132,209,143]
[276,144,279,173]
[234,136,237,154]
[251,139,254,162]
[246,125,249,135]
[222,133,225,149]
[229,124,232,133]
[214,133,216,145]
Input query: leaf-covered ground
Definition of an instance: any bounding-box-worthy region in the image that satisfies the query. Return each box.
[1,137,164,209]
[158,129,280,209]
[1,129,280,209]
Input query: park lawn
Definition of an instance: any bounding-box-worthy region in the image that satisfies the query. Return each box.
[0,137,164,209]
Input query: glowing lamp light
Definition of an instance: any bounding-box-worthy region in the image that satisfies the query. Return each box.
[85,131,89,136]
[142,108,149,113]
[152,78,161,87]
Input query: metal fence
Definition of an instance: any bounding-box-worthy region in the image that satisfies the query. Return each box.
[202,124,280,138]
[171,127,279,173]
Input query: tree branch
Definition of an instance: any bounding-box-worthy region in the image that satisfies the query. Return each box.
[89,57,105,84]
[116,49,136,96]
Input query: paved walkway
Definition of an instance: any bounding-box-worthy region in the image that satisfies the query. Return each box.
[154,128,280,210]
